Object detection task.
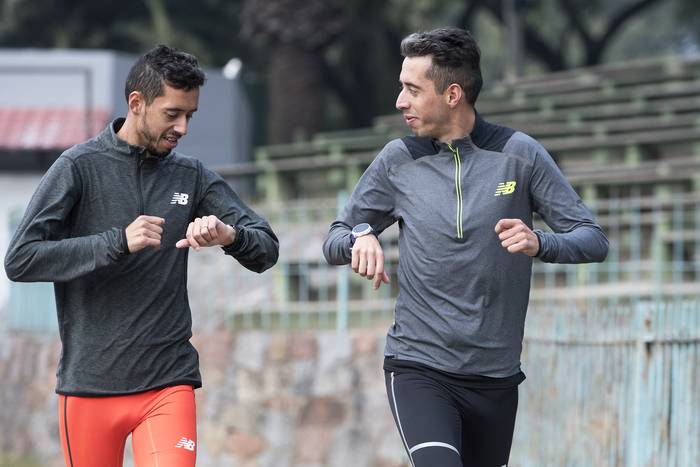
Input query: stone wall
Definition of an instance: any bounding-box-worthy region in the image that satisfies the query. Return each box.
[0,324,409,467]
[5,303,698,466]
[192,327,407,467]
[0,332,64,467]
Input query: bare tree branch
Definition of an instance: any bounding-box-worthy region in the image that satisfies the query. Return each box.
[557,0,593,47]
[475,0,664,70]
[480,0,569,70]
[458,0,484,31]
[591,0,664,64]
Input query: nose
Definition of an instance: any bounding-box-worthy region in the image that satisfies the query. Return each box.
[174,115,188,136]
[396,89,409,111]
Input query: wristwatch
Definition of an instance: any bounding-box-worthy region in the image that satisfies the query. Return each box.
[350,223,374,247]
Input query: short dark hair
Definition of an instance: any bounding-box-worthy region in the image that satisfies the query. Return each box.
[124,44,206,104]
[400,27,482,105]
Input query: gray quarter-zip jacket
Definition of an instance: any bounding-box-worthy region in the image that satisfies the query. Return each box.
[323,115,608,378]
[4,118,279,395]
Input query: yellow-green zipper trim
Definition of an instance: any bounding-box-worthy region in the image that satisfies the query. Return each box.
[448,144,464,239]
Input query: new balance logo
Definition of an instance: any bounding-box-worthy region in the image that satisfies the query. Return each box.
[494,181,516,196]
[175,437,196,451]
[171,192,189,205]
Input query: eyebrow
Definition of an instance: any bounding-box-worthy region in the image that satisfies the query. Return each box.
[165,107,198,113]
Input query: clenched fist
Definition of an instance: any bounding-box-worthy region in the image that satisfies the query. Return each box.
[125,215,165,253]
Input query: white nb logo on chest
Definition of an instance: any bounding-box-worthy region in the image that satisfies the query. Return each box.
[170,192,189,205]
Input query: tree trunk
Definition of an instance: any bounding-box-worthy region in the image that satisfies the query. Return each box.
[268,45,325,144]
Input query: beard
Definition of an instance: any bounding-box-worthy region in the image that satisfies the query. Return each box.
[138,114,171,158]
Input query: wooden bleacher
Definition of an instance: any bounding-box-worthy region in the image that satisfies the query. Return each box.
[207,55,700,314]
[216,55,700,203]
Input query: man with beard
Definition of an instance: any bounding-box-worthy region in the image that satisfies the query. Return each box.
[4,45,279,467]
[323,28,608,467]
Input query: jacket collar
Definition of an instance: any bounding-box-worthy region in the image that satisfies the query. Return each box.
[98,118,170,161]
[426,110,485,153]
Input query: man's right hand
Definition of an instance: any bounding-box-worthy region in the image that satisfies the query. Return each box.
[125,215,165,253]
[351,234,390,290]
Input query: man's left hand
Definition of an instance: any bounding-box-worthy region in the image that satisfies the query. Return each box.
[176,215,235,251]
[494,218,539,257]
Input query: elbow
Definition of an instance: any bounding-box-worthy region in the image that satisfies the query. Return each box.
[256,239,280,274]
[322,243,333,265]
[578,225,609,263]
[582,231,608,263]
[4,265,20,282]
[593,236,609,263]
[250,247,278,274]
[322,240,345,266]
[323,223,353,265]
[233,228,279,274]
[4,253,24,282]
[265,244,280,272]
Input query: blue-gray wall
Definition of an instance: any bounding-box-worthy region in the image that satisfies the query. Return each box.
[0,48,251,167]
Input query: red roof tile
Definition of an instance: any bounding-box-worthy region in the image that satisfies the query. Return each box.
[0,108,110,150]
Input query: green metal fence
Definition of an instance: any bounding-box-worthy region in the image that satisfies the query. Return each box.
[514,300,700,466]
[183,191,700,332]
[5,209,57,332]
[6,191,699,333]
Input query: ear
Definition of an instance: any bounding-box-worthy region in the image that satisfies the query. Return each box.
[444,83,464,108]
[127,91,146,115]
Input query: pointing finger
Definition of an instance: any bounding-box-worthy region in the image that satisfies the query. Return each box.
[495,218,519,234]
[186,222,201,250]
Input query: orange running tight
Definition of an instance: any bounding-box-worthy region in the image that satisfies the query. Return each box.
[58,385,196,467]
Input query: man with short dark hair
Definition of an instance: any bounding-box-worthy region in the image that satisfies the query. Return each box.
[323,28,608,467]
[4,44,279,467]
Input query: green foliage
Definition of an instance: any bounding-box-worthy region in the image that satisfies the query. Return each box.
[0,0,697,141]
[674,0,700,45]
[0,0,248,66]
[607,0,695,61]
[0,453,41,467]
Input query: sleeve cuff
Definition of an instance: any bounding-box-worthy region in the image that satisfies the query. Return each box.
[120,228,131,256]
[222,225,245,255]
[533,229,545,259]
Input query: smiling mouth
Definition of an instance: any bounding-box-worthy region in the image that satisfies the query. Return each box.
[162,135,179,148]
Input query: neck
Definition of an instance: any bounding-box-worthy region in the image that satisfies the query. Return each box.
[436,106,476,144]
[116,115,141,147]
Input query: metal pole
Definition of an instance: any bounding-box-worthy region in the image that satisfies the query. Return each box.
[83,69,93,139]
[336,191,349,332]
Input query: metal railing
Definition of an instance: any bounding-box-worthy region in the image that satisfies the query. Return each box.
[5,191,698,332]
[184,190,700,332]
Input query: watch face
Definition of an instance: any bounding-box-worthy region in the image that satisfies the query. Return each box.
[352,223,372,236]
